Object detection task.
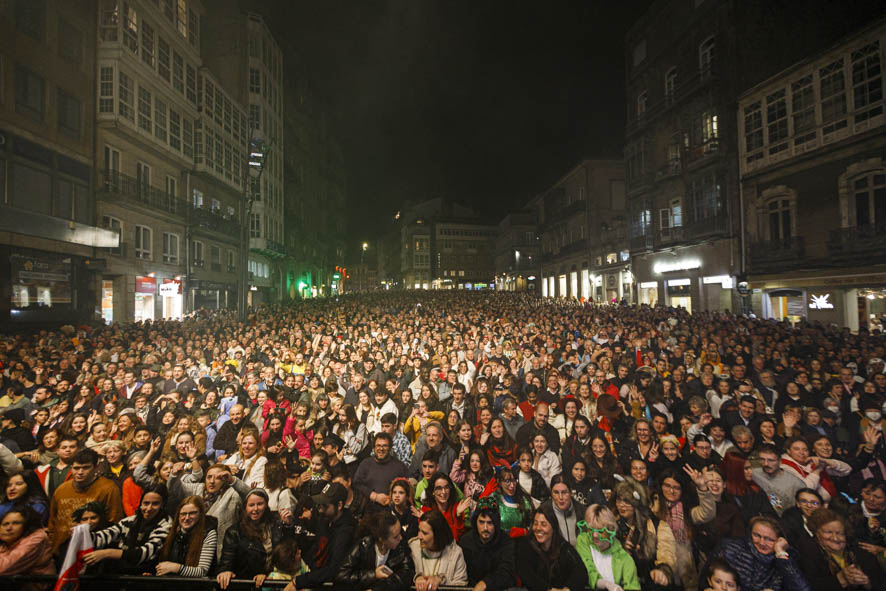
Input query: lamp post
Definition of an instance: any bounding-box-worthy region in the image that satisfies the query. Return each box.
[238,136,269,321]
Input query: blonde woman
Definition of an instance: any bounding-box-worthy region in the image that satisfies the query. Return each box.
[223,430,267,489]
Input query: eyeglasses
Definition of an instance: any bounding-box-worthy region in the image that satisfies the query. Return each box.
[433,485,449,492]
[798,499,821,507]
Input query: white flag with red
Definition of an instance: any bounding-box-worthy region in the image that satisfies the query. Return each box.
[54,523,93,591]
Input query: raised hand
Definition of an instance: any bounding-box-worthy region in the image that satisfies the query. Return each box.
[683,464,707,490]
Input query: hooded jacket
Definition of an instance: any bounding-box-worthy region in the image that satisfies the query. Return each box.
[575,535,641,591]
[457,508,516,591]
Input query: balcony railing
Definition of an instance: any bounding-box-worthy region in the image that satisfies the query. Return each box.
[543,238,588,262]
[828,224,886,260]
[749,236,806,272]
[685,214,729,238]
[188,204,241,236]
[629,232,654,253]
[99,170,183,215]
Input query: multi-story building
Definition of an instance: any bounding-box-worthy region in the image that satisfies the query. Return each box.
[625,0,885,314]
[281,56,347,300]
[0,0,118,325]
[433,220,496,289]
[203,2,285,307]
[739,19,886,330]
[95,0,206,322]
[398,198,495,290]
[494,212,538,292]
[402,217,432,290]
[533,160,624,301]
[188,67,247,310]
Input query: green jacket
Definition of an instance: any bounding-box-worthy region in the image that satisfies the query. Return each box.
[576,534,641,591]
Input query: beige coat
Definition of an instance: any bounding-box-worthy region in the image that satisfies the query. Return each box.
[408,537,468,586]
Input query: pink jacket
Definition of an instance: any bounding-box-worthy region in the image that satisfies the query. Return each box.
[0,528,56,576]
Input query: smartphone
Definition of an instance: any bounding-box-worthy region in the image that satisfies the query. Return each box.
[380,566,393,575]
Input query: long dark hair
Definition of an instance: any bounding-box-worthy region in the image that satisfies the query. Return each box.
[124,486,169,550]
[239,490,275,542]
[159,495,207,566]
[2,470,48,506]
[422,472,458,511]
[529,503,566,579]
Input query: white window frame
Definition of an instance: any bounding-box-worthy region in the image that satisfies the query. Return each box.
[135,225,152,260]
[162,232,179,264]
[192,239,204,267]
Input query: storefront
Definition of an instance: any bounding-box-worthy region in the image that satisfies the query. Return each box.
[101,280,114,324]
[159,278,183,320]
[4,248,96,324]
[750,272,886,330]
[631,239,736,313]
[134,275,156,322]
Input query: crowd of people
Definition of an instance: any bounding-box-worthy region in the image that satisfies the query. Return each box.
[0,291,884,591]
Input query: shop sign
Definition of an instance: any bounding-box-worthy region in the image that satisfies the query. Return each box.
[135,276,156,294]
[640,281,658,289]
[11,254,70,283]
[159,279,182,296]
[809,294,834,310]
[653,259,701,274]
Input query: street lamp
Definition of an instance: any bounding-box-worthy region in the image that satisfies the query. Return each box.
[238,135,269,320]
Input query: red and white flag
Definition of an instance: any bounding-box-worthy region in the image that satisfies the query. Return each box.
[54,523,93,591]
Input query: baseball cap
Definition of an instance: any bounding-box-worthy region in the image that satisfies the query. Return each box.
[311,482,347,506]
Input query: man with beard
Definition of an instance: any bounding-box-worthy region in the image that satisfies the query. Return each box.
[458,497,516,591]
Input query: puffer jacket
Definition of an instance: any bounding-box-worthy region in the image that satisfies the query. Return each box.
[334,535,414,591]
[703,537,812,591]
[217,513,291,579]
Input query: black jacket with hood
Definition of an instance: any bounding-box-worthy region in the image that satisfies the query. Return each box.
[457,505,516,591]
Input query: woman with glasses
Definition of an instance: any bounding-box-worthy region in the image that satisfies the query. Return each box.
[780,488,823,548]
[576,503,641,591]
[491,467,533,536]
[420,472,471,541]
[651,466,715,591]
[795,508,880,591]
[611,479,675,590]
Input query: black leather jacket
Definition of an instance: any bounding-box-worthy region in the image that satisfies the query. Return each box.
[217,513,291,578]
[335,535,414,591]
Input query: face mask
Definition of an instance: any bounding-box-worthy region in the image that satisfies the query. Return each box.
[866,411,882,422]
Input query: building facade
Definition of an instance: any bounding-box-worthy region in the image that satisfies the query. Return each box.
[624,0,737,313]
[494,212,538,292]
[533,160,625,301]
[0,0,118,325]
[625,0,886,315]
[202,3,285,307]
[739,20,886,330]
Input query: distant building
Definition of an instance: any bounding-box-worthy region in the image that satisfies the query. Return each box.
[399,198,495,290]
[739,19,886,330]
[494,212,538,292]
[531,160,624,301]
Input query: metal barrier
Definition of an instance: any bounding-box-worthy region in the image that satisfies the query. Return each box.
[0,573,474,590]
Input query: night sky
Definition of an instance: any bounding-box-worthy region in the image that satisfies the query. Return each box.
[260,1,652,238]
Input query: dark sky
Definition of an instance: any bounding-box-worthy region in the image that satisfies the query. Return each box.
[261,1,652,238]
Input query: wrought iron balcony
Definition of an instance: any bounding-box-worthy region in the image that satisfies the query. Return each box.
[188,204,240,236]
[828,224,886,260]
[98,170,183,216]
[749,236,806,272]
